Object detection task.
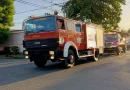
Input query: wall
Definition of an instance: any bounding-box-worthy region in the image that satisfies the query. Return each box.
[7,30,25,53]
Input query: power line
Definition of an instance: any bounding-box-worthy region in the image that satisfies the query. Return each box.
[15,0,42,7]
[14,11,63,22]
[14,0,67,19]
[42,0,52,4]
[15,5,53,14]
[15,1,66,15]
[15,1,66,14]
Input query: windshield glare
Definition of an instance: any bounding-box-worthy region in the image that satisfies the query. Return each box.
[25,16,56,34]
[105,34,118,40]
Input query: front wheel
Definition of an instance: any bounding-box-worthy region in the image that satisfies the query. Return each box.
[34,56,48,67]
[64,50,75,68]
[123,46,127,53]
[116,47,121,55]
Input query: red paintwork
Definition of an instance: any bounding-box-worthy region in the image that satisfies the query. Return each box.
[58,27,86,50]
[24,17,90,51]
[24,31,59,40]
[105,40,118,46]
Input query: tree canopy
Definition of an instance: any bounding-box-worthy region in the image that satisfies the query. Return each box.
[62,0,126,32]
[0,28,11,44]
[0,0,14,44]
[0,0,15,28]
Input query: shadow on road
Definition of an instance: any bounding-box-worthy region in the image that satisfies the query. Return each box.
[0,52,123,86]
[0,59,92,86]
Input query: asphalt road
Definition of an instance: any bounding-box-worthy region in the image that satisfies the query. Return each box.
[0,52,130,90]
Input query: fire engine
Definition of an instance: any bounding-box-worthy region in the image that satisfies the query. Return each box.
[104,31,127,55]
[23,14,104,68]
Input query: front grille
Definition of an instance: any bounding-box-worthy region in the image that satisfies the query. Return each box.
[24,38,59,50]
[105,42,113,47]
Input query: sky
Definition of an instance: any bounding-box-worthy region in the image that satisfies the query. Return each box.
[119,0,130,30]
[11,0,130,30]
[11,0,68,30]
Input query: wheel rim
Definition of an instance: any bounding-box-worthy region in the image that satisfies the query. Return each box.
[68,55,74,64]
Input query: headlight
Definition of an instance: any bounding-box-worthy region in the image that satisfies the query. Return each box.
[59,37,64,44]
[24,51,28,55]
[49,51,54,55]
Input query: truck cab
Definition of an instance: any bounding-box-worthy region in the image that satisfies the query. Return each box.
[104,32,127,55]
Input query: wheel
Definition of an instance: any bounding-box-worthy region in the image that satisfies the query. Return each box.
[123,46,126,53]
[64,50,75,68]
[34,56,48,67]
[116,47,121,55]
[127,46,129,50]
[87,50,99,62]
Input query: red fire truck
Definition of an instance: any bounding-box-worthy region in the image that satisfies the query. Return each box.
[104,31,127,55]
[23,14,104,68]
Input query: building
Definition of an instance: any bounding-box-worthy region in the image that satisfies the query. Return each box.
[0,29,25,53]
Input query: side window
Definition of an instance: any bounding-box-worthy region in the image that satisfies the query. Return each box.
[66,21,74,30]
[57,19,65,29]
[75,24,81,32]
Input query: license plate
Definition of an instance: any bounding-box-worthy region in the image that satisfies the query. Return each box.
[34,42,40,44]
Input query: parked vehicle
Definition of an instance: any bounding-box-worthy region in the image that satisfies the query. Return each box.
[126,40,130,50]
[23,14,104,68]
[104,31,127,55]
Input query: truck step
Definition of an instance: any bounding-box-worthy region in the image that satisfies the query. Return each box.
[79,55,93,58]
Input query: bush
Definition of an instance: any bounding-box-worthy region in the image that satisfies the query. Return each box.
[0,51,5,55]
[4,46,12,56]
[4,46,19,56]
[11,46,19,55]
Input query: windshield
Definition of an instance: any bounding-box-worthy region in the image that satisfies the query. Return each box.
[105,34,118,41]
[24,16,56,34]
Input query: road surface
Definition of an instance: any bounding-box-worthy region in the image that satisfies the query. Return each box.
[0,52,130,90]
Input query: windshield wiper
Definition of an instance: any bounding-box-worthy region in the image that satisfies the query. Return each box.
[39,29,53,32]
[39,29,48,32]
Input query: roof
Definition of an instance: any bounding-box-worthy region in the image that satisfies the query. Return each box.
[10,29,24,33]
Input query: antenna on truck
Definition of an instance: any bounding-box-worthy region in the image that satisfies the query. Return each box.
[54,10,58,15]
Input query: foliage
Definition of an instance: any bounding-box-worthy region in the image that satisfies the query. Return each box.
[121,30,127,33]
[11,46,19,55]
[62,0,126,32]
[4,46,20,56]
[127,28,130,33]
[0,28,11,44]
[4,46,12,56]
[0,0,15,28]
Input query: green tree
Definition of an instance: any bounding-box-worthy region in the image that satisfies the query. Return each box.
[0,28,11,44]
[62,0,126,32]
[0,0,14,44]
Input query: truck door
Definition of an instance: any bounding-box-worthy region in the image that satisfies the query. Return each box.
[75,23,85,50]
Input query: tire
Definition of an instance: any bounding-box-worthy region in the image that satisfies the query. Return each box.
[123,46,126,53]
[127,47,129,50]
[116,47,121,55]
[34,56,48,67]
[64,50,75,68]
[87,50,99,62]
